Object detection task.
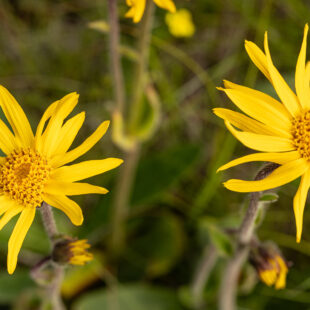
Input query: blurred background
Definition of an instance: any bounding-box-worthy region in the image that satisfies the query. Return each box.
[0,0,310,309]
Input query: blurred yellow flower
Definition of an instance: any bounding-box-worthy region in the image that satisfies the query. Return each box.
[165,9,195,38]
[126,0,176,23]
[0,86,123,274]
[258,255,288,289]
[53,238,93,266]
[215,25,310,243]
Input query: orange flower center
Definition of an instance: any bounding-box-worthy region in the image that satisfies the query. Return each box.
[0,148,51,208]
[292,111,310,160]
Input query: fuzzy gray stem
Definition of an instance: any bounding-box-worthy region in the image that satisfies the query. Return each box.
[191,245,218,309]
[40,203,65,309]
[219,163,279,310]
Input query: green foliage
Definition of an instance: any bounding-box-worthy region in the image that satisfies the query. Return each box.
[73,284,183,310]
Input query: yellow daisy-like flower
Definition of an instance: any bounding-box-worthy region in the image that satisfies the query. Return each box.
[215,24,310,243]
[125,0,176,23]
[258,255,288,290]
[0,87,123,274]
[165,9,195,38]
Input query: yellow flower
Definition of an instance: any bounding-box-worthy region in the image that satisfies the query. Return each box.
[165,9,195,38]
[258,255,288,289]
[125,0,176,23]
[215,24,310,243]
[53,238,93,266]
[0,87,123,274]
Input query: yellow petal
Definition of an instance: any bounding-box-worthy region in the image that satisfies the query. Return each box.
[43,194,83,226]
[225,121,294,152]
[51,158,123,182]
[50,121,110,168]
[52,112,85,156]
[217,151,300,172]
[293,169,310,243]
[223,158,308,192]
[7,207,35,274]
[0,119,20,155]
[264,32,300,116]
[41,93,79,158]
[219,88,292,133]
[45,180,108,196]
[0,206,23,231]
[244,40,272,83]
[295,24,310,109]
[125,0,146,23]
[0,86,34,148]
[214,108,290,138]
[223,80,291,120]
[154,0,176,12]
[0,196,18,216]
[35,99,59,152]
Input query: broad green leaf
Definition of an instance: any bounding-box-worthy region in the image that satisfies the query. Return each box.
[73,284,183,310]
[0,271,34,304]
[206,225,233,256]
[131,144,200,206]
[130,213,185,277]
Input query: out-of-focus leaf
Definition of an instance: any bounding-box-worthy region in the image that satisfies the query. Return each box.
[259,193,279,203]
[88,20,109,33]
[73,284,182,310]
[206,224,233,257]
[131,144,200,206]
[62,258,102,299]
[0,271,34,304]
[131,214,185,277]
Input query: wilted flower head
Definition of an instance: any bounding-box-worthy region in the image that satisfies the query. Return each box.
[53,238,93,266]
[0,86,123,274]
[250,244,288,289]
[165,9,195,38]
[215,24,310,243]
[126,0,176,23]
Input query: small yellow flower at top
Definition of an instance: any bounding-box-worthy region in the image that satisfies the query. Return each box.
[165,9,195,38]
[258,255,288,290]
[126,0,176,23]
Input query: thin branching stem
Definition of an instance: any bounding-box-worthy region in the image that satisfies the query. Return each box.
[107,0,126,113]
[219,163,279,310]
[111,0,154,255]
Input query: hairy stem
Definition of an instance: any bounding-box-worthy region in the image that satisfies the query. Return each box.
[40,203,65,310]
[107,0,125,113]
[191,245,218,309]
[219,163,279,310]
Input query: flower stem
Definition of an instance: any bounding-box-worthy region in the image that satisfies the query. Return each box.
[110,0,154,256]
[107,0,125,113]
[191,245,218,309]
[39,203,65,310]
[219,163,279,310]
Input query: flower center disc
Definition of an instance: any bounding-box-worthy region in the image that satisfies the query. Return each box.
[292,111,310,160]
[0,149,51,208]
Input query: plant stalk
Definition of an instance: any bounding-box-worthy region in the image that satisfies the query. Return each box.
[219,163,279,310]
[40,203,65,310]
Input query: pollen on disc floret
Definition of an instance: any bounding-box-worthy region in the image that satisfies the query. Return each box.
[292,110,310,160]
[0,148,51,208]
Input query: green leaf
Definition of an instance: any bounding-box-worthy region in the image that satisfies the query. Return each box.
[259,193,279,203]
[130,213,185,277]
[0,271,35,304]
[73,284,183,310]
[131,144,200,206]
[207,225,233,257]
